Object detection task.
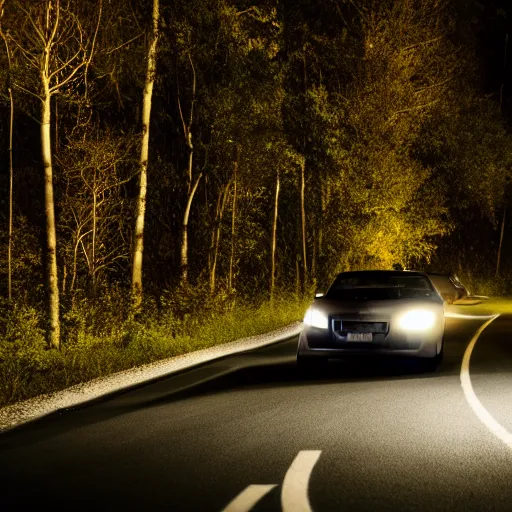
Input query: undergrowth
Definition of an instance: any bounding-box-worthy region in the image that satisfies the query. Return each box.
[0,288,309,407]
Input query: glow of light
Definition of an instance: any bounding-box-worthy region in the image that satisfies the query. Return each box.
[399,309,436,331]
[303,308,329,329]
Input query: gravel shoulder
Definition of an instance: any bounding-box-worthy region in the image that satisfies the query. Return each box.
[0,322,302,433]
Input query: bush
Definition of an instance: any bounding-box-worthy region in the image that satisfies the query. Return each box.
[0,288,308,407]
[0,301,61,404]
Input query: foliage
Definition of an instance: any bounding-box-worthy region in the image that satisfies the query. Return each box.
[0,290,307,406]
[0,0,511,403]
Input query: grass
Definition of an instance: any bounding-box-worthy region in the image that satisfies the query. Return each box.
[0,293,310,408]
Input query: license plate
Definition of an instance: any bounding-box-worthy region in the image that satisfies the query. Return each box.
[347,332,373,342]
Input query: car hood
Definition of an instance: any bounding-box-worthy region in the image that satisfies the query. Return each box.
[310,298,443,317]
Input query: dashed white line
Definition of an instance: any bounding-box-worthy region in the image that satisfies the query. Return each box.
[281,450,322,512]
[460,314,512,449]
[222,484,277,512]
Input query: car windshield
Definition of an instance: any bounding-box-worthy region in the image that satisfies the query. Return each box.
[325,274,435,300]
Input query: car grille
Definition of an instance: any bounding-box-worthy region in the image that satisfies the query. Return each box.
[330,319,388,347]
[332,320,388,334]
[305,318,422,351]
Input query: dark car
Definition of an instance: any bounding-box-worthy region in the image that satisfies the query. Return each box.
[426,273,469,304]
[298,270,445,370]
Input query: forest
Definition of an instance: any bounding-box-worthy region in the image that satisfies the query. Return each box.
[0,0,511,404]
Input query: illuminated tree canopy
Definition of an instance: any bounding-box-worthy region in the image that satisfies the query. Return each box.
[0,0,511,344]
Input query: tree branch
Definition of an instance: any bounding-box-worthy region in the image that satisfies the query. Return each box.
[388,99,440,120]
[104,32,144,55]
[402,36,443,53]
[12,81,43,103]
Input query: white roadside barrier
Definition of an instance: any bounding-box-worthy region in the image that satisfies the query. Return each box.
[0,322,303,433]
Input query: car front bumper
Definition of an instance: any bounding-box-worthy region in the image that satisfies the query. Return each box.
[297,322,444,359]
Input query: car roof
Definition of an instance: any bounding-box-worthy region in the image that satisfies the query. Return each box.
[335,270,428,278]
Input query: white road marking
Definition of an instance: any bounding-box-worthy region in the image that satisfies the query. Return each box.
[459,314,512,449]
[281,450,322,512]
[221,484,277,512]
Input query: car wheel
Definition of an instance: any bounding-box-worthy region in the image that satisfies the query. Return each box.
[296,355,328,370]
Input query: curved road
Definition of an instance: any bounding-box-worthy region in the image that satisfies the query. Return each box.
[1,315,512,511]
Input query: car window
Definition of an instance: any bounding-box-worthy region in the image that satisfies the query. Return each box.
[331,275,432,290]
[326,274,435,300]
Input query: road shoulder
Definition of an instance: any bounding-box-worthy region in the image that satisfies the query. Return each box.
[0,322,302,433]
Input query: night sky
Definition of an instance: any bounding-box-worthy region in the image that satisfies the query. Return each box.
[473,0,512,115]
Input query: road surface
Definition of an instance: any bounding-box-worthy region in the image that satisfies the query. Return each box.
[1,314,512,511]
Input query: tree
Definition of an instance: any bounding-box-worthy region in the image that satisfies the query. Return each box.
[319,0,458,271]
[0,1,14,302]
[58,126,136,296]
[176,51,202,287]
[7,0,101,347]
[132,0,160,309]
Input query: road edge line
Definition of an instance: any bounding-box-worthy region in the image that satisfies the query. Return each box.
[459,314,512,449]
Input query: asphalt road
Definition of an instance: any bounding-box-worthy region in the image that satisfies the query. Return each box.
[1,315,512,511]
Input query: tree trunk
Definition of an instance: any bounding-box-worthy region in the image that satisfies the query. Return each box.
[180,171,202,285]
[132,0,159,309]
[229,149,239,291]
[300,155,307,295]
[91,172,97,295]
[178,53,197,287]
[42,89,60,348]
[7,85,13,302]
[496,205,506,277]
[270,169,280,301]
[318,181,327,261]
[209,190,222,285]
[295,254,300,297]
[209,181,231,294]
[314,179,328,287]
[71,234,79,293]
[62,259,67,295]
[311,225,317,285]
[1,21,14,302]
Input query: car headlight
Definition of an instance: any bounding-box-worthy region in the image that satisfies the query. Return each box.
[399,309,436,331]
[304,308,329,329]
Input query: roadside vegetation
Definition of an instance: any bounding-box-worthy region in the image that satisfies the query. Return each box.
[0,291,308,406]
[0,0,512,406]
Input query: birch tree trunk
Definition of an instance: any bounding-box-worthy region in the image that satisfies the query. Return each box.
[10,0,101,346]
[180,171,202,285]
[209,181,230,294]
[8,84,13,301]
[91,171,97,295]
[132,0,160,309]
[41,88,60,348]
[270,169,280,302]
[300,155,307,295]
[178,54,197,286]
